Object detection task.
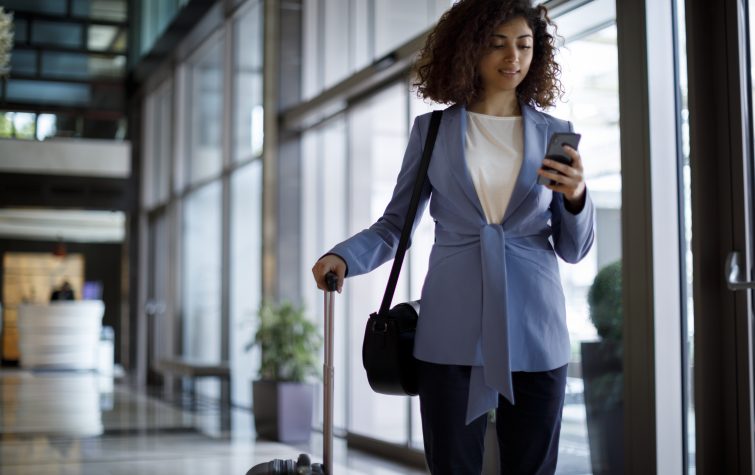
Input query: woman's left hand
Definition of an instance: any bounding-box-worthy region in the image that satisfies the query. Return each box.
[536,145,586,207]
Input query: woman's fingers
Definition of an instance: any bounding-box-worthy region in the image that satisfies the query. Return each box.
[311,255,346,293]
[538,144,586,202]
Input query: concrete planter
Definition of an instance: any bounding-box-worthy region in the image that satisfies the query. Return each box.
[252,380,314,443]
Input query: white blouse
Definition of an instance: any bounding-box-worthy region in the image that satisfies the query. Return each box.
[464,111,524,224]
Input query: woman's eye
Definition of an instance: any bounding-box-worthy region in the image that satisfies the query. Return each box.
[518,45,532,49]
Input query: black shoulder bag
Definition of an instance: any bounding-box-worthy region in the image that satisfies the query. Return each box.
[362,110,443,396]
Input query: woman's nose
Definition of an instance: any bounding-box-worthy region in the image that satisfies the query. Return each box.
[503,46,518,62]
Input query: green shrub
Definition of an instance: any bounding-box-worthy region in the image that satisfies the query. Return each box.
[247,301,322,383]
[587,260,622,341]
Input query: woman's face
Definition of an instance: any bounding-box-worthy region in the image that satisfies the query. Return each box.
[477,16,534,95]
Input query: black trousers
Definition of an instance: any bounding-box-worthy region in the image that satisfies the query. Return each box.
[417,360,567,475]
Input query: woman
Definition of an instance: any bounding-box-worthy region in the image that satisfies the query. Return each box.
[312,0,595,473]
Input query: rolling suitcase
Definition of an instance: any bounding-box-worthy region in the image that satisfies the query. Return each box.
[246,272,339,475]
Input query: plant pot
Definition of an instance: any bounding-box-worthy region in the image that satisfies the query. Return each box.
[581,340,624,475]
[252,379,314,443]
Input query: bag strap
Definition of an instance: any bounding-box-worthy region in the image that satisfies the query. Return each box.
[379,110,443,315]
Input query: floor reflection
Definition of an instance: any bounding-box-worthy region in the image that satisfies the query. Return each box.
[1,371,103,437]
[0,370,428,475]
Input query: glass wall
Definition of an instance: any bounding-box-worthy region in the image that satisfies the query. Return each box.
[138,0,190,57]
[346,84,411,443]
[301,0,454,99]
[140,0,264,406]
[182,182,223,397]
[143,80,173,209]
[230,161,263,407]
[551,25,622,475]
[301,115,349,429]
[233,1,264,163]
[185,36,225,185]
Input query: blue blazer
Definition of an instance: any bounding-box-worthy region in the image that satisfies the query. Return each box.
[329,103,595,423]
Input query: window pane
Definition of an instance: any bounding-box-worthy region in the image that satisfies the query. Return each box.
[14,18,28,44]
[235,2,262,70]
[40,52,124,79]
[301,116,349,431]
[323,0,349,88]
[6,80,91,106]
[302,0,320,99]
[90,55,126,76]
[36,113,57,140]
[41,52,89,79]
[233,2,263,162]
[10,50,37,75]
[351,0,370,72]
[373,0,431,59]
[2,0,66,15]
[73,0,128,22]
[680,0,694,464]
[551,13,623,474]
[153,83,172,204]
[182,182,222,399]
[186,37,224,184]
[32,21,83,48]
[12,112,36,139]
[88,25,127,52]
[139,0,181,56]
[346,83,410,444]
[0,112,13,138]
[35,112,79,138]
[144,81,172,206]
[230,160,263,407]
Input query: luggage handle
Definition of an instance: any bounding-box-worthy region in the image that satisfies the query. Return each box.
[323,272,338,474]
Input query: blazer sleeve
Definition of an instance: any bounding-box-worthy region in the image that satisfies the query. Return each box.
[550,121,596,264]
[327,115,432,277]
[550,189,596,263]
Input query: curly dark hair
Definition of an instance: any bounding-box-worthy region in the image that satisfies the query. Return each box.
[412,0,563,109]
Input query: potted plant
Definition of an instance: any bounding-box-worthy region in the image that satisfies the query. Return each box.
[247,300,322,443]
[582,260,624,475]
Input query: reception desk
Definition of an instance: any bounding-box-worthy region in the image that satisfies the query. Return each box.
[17,301,105,370]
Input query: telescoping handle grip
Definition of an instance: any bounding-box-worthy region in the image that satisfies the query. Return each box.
[322,271,338,474]
[325,272,339,292]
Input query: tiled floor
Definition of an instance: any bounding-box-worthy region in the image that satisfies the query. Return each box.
[0,370,426,475]
[0,370,595,474]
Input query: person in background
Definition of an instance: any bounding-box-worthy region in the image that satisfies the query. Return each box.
[50,280,75,301]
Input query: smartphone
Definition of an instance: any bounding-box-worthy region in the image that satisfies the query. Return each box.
[537,132,581,186]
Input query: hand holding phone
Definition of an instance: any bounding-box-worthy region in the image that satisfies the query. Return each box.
[537,132,581,186]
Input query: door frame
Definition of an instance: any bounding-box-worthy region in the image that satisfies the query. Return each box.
[686,0,755,472]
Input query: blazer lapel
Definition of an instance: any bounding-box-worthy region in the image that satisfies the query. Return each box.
[442,104,485,218]
[502,102,548,224]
